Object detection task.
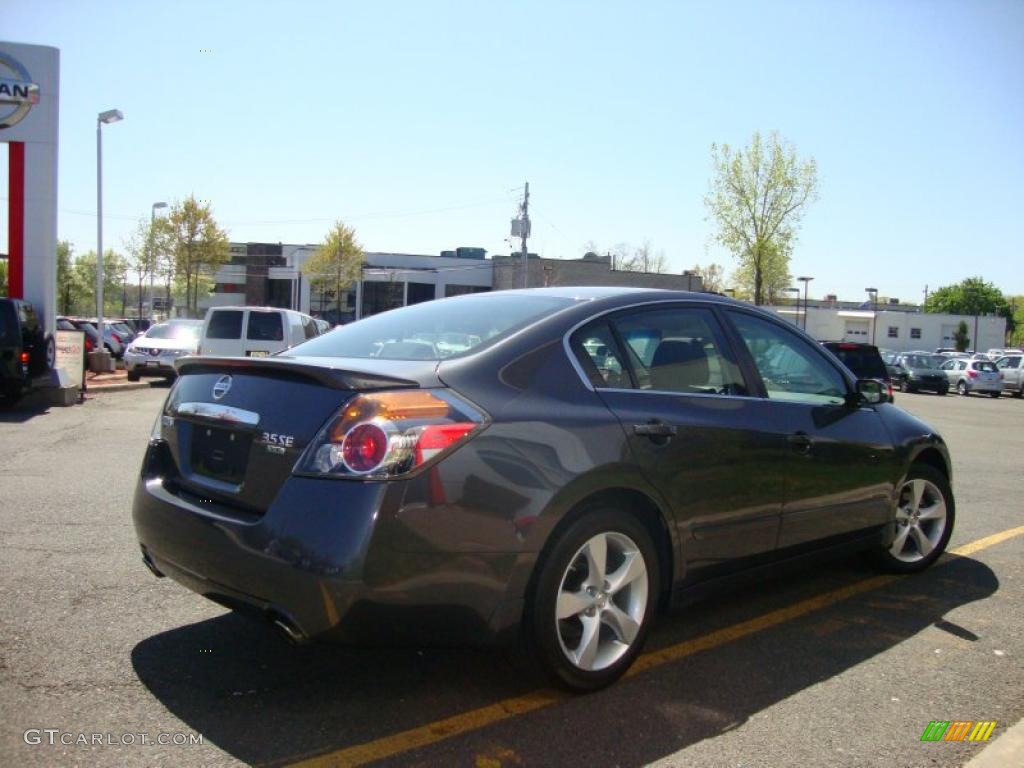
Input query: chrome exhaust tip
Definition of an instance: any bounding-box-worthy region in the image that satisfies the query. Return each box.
[268,610,308,645]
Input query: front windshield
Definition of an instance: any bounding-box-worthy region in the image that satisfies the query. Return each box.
[288,293,574,360]
[146,323,200,341]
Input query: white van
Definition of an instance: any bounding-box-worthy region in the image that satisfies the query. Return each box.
[198,306,323,357]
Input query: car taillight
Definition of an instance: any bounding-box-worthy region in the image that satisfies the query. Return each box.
[298,389,488,479]
[112,333,122,343]
[967,370,978,378]
[85,337,94,352]
[19,351,30,363]
[887,382,893,401]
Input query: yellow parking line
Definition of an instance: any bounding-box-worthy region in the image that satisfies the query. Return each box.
[287,525,1024,768]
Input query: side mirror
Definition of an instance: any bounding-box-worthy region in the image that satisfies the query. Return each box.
[854,379,885,405]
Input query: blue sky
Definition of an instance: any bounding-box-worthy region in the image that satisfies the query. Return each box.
[6,0,1024,302]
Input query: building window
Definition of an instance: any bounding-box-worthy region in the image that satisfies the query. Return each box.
[407,282,436,305]
[888,327,898,338]
[362,281,404,317]
[910,328,921,339]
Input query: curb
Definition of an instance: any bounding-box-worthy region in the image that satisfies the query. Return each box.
[86,382,157,393]
[964,717,1024,768]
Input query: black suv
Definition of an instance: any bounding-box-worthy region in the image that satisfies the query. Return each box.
[821,341,894,402]
[0,298,55,403]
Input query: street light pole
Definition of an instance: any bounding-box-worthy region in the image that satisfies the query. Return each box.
[95,109,123,370]
[797,276,814,331]
[865,287,878,345]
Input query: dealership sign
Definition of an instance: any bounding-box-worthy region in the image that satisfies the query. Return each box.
[0,51,39,129]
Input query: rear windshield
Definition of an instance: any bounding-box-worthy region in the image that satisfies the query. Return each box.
[903,355,944,369]
[825,345,888,379]
[247,311,284,341]
[973,361,997,372]
[206,310,243,339]
[288,293,574,360]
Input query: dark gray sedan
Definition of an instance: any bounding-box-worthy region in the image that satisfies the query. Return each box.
[133,288,955,691]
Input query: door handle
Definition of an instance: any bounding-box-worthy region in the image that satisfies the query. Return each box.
[633,421,677,443]
[787,431,813,454]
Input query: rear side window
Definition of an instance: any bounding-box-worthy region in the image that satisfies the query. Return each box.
[206,310,243,339]
[570,323,630,388]
[247,312,284,341]
[0,303,17,345]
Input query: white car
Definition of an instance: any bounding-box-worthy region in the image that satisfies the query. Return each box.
[198,306,322,358]
[124,320,202,381]
[940,357,1002,397]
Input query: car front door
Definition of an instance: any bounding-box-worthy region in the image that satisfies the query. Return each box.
[570,304,786,574]
[724,310,898,550]
[996,356,1021,393]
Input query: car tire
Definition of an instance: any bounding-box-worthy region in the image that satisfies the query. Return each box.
[1014,387,1023,399]
[527,507,659,692]
[938,387,948,396]
[957,380,968,396]
[989,391,1000,398]
[872,464,955,574]
[900,379,911,394]
[126,370,141,382]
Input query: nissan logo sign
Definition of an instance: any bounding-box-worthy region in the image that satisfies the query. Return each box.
[212,375,232,400]
[0,52,40,130]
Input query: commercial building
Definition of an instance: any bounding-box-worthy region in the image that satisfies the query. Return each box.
[767,301,1006,353]
[492,252,703,292]
[202,243,492,323]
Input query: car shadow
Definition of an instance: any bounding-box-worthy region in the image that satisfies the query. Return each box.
[131,553,999,767]
[0,391,56,421]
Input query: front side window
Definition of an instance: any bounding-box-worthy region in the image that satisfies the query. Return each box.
[729,311,847,405]
[612,307,747,395]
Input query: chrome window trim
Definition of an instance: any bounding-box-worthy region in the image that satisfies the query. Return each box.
[561,298,760,400]
[171,401,260,428]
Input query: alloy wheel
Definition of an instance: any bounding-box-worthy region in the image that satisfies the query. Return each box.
[889,478,948,563]
[554,531,649,672]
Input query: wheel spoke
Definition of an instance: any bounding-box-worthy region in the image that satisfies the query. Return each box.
[891,524,912,555]
[573,614,601,669]
[917,499,946,521]
[584,535,608,584]
[910,524,932,556]
[602,604,640,644]
[606,551,645,595]
[557,589,592,620]
[909,479,925,514]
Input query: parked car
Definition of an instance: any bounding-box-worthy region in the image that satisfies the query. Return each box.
[820,341,894,402]
[56,317,93,370]
[994,355,1024,398]
[0,298,54,403]
[67,318,125,358]
[198,306,322,358]
[124,320,203,382]
[134,288,955,692]
[893,353,949,395]
[940,357,1002,397]
[987,348,1023,360]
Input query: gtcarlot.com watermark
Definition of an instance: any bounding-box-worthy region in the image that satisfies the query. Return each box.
[24,729,203,747]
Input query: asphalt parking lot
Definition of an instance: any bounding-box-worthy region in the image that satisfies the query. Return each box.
[1,386,1022,768]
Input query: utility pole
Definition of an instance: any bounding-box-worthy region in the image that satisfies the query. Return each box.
[520,182,530,288]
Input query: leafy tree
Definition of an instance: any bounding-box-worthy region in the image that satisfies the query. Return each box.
[705,131,818,305]
[1007,296,1024,347]
[73,250,129,314]
[729,240,793,304]
[123,218,164,319]
[954,320,970,352]
[56,240,86,314]
[0,258,7,296]
[301,221,365,320]
[924,277,1015,336]
[691,263,725,293]
[161,197,230,317]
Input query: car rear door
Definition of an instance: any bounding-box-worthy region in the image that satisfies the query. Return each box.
[996,356,1022,392]
[570,303,786,572]
[724,310,898,550]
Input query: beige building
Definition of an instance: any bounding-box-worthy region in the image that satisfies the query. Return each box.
[492,252,703,292]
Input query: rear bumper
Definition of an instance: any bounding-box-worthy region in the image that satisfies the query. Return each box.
[906,377,948,392]
[132,447,527,646]
[965,379,1001,393]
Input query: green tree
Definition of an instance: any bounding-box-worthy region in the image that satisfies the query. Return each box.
[56,240,85,314]
[301,221,365,320]
[162,197,230,317]
[0,258,7,296]
[1007,296,1024,346]
[73,250,128,314]
[705,131,818,305]
[729,241,793,304]
[954,320,970,352]
[924,277,1015,336]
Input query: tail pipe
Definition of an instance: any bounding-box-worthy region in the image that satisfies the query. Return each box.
[267,609,309,645]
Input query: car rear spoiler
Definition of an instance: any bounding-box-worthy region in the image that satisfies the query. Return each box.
[174,355,420,391]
